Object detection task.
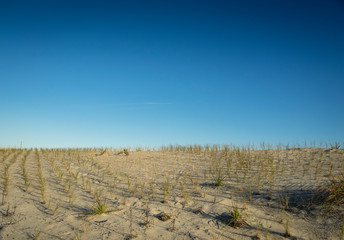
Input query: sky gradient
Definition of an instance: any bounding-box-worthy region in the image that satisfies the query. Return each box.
[1,0,344,148]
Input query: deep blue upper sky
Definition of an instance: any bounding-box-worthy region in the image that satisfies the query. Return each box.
[1,0,343,148]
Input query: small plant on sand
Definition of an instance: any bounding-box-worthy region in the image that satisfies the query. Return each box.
[64,179,70,191]
[126,206,137,239]
[21,155,31,192]
[58,171,63,183]
[181,180,186,198]
[127,176,131,190]
[257,173,262,194]
[169,210,181,232]
[23,171,31,192]
[36,153,47,204]
[212,168,225,187]
[2,165,10,202]
[40,178,47,204]
[202,188,207,198]
[311,174,344,206]
[213,188,218,204]
[324,175,344,204]
[253,221,261,240]
[31,230,41,240]
[83,222,87,233]
[73,229,82,240]
[71,171,79,183]
[189,175,198,192]
[47,197,51,210]
[143,201,150,227]
[279,193,289,211]
[209,155,226,187]
[69,190,75,210]
[227,205,247,228]
[86,198,107,216]
[283,218,291,238]
[52,202,60,216]
[162,178,170,203]
[192,199,203,214]
[139,183,145,199]
[4,203,17,217]
[130,184,138,197]
[268,183,273,200]
[150,183,155,199]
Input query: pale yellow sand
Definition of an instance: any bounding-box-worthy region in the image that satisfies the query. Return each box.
[0,147,343,239]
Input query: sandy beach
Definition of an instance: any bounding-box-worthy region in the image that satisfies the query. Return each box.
[0,146,343,239]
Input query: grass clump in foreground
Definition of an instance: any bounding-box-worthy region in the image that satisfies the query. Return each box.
[212,168,225,187]
[84,199,108,217]
[228,205,247,228]
[217,204,248,229]
[323,175,344,204]
[311,174,344,206]
[83,198,121,218]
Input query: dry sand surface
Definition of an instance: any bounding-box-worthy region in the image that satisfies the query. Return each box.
[0,146,343,239]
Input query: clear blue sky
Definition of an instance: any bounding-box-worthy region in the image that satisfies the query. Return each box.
[1,0,343,148]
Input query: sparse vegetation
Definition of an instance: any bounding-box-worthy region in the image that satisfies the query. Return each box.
[227,205,247,228]
[0,144,343,239]
[52,202,60,216]
[283,218,291,238]
[310,174,344,206]
[85,198,107,216]
[162,178,170,203]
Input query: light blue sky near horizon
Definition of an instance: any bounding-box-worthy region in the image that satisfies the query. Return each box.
[1,0,343,148]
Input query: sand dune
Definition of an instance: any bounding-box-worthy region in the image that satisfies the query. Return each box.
[0,146,343,239]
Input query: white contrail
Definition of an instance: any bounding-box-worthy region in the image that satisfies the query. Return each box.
[137,102,171,105]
